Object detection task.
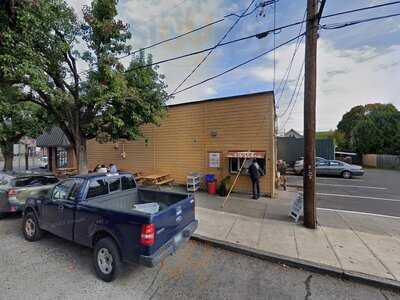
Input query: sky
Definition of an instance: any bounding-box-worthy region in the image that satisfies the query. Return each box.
[66,0,400,134]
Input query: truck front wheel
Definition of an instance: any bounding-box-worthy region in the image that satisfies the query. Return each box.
[93,237,122,282]
[22,212,43,241]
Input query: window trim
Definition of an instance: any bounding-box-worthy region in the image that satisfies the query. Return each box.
[121,175,136,190]
[107,177,121,194]
[86,178,109,199]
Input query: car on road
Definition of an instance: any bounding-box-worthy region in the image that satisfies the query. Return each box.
[294,158,364,179]
[39,156,48,169]
[0,173,59,218]
[22,172,198,282]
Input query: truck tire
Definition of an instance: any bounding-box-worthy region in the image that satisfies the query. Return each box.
[342,171,352,179]
[93,237,122,282]
[22,212,43,241]
[0,212,5,219]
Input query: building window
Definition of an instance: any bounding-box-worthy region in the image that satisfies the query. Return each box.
[56,147,68,168]
[229,158,266,175]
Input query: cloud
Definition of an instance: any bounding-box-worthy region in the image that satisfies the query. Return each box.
[250,39,400,133]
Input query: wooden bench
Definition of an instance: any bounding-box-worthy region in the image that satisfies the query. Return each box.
[154,178,174,186]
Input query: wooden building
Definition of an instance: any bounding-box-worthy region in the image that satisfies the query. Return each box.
[87,91,276,196]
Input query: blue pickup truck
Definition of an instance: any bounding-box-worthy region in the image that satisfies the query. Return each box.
[22,172,198,282]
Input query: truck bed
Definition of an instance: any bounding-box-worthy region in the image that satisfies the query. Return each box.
[85,188,189,215]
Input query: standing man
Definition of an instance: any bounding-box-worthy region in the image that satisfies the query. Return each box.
[277,160,287,191]
[249,159,264,199]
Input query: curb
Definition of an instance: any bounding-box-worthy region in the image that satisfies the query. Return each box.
[191,233,400,292]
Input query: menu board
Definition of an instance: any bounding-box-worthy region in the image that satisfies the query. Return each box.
[208,152,221,168]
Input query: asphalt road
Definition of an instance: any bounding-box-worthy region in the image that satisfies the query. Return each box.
[0,216,399,300]
[287,168,400,217]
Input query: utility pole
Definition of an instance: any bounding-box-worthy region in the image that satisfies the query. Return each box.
[303,0,322,229]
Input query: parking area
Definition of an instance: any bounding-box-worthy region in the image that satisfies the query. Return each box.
[0,216,398,299]
[287,168,400,217]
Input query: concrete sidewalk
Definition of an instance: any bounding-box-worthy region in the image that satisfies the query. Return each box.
[193,190,400,289]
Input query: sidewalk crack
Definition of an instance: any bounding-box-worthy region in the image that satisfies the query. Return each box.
[338,213,397,281]
[320,223,344,270]
[293,226,300,259]
[225,217,238,239]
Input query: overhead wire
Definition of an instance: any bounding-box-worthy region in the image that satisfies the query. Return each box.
[280,75,304,132]
[278,60,305,118]
[70,1,400,80]
[170,0,260,95]
[320,12,400,30]
[275,8,307,109]
[170,33,305,96]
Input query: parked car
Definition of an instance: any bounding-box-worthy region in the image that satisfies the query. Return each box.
[39,156,48,169]
[294,157,327,175]
[294,158,364,179]
[22,172,198,282]
[0,173,59,218]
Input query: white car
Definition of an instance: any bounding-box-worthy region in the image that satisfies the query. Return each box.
[39,156,48,169]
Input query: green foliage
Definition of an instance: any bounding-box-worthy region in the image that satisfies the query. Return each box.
[0,0,169,171]
[217,176,231,197]
[336,103,400,154]
[0,87,50,144]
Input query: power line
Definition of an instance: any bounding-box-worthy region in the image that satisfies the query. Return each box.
[120,10,400,74]
[119,19,225,59]
[278,60,305,118]
[73,1,400,79]
[275,8,307,108]
[321,0,400,20]
[170,33,305,96]
[170,0,260,95]
[280,74,304,134]
[320,12,400,30]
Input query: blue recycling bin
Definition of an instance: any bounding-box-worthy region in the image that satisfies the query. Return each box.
[205,174,215,183]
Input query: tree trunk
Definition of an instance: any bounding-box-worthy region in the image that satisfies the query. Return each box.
[73,133,88,174]
[1,142,14,172]
[25,144,29,170]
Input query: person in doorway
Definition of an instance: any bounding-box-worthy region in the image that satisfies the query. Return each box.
[249,159,264,199]
[278,160,287,191]
[93,164,101,173]
[98,164,108,173]
[109,163,117,173]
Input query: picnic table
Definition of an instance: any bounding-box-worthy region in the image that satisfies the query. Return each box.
[139,173,174,187]
[55,167,78,178]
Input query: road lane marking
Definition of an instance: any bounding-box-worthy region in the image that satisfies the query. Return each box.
[316,183,387,190]
[316,192,400,202]
[288,175,365,182]
[317,207,400,220]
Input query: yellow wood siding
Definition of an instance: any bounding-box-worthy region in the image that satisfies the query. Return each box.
[87,92,276,196]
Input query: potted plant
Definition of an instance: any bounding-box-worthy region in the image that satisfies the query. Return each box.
[217,176,231,197]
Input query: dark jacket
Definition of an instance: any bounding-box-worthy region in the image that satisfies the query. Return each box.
[249,162,262,181]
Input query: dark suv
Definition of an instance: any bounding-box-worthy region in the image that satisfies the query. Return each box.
[0,173,59,218]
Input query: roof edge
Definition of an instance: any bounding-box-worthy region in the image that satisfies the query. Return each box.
[167,90,274,107]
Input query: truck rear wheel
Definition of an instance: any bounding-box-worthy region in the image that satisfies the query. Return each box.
[22,212,43,241]
[93,237,121,282]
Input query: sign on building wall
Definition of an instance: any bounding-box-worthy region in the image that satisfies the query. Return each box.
[208,152,221,168]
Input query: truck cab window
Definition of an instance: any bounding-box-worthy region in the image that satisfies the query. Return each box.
[121,176,136,190]
[87,179,108,199]
[108,178,121,193]
[52,180,75,201]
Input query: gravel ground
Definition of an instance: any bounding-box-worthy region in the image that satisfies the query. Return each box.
[0,215,399,300]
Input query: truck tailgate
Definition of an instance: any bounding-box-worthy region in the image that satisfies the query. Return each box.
[147,194,196,255]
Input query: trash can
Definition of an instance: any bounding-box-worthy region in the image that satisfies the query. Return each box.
[207,180,217,194]
[205,174,215,183]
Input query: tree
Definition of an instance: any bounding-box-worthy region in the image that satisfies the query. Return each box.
[0,0,168,173]
[0,87,50,171]
[337,103,400,154]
